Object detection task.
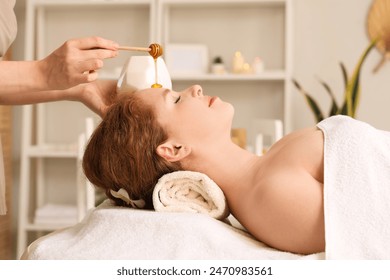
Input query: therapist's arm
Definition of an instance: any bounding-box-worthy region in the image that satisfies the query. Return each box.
[0,79,117,117]
[0,36,118,100]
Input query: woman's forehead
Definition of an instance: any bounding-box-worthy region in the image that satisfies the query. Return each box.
[134,88,167,105]
[137,87,168,94]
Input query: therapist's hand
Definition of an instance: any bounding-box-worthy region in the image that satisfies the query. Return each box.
[77,79,118,117]
[39,36,118,90]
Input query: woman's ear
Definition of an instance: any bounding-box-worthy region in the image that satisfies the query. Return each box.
[156,141,191,162]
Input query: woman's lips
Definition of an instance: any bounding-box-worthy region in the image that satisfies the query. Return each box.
[209,96,218,107]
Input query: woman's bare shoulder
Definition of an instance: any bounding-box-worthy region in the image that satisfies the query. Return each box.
[242,165,325,254]
[267,126,320,154]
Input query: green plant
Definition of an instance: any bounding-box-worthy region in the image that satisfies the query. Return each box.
[292,39,377,122]
[213,56,224,64]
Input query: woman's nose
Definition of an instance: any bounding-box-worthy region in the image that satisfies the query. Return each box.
[190,85,203,97]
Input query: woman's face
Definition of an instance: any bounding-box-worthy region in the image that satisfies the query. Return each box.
[135,85,234,146]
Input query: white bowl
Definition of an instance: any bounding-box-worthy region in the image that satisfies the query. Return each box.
[117,56,172,93]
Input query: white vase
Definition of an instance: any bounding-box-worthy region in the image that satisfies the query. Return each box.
[117,56,172,94]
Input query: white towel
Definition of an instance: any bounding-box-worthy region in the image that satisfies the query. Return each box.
[153,171,230,220]
[23,200,324,260]
[317,115,390,259]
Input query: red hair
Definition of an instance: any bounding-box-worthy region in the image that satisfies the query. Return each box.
[82,94,182,209]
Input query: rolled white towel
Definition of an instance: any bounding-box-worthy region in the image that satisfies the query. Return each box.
[153,171,230,220]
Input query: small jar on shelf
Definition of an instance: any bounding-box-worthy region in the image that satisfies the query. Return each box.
[211,56,226,75]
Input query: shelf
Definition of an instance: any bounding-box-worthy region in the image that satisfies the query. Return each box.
[25,223,73,231]
[171,71,287,81]
[27,145,78,158]
[160,0,287,7]
[26,204,79,231]
[102,71,286,82]
[33,0,152,7]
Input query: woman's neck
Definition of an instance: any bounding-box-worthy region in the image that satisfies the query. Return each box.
[182,140,263,196]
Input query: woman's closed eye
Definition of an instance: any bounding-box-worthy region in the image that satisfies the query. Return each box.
[174,96,181,104]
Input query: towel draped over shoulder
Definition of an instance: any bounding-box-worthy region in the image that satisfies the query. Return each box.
[317,115,390,259]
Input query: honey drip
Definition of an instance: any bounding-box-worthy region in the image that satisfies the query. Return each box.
[148,43,164,88]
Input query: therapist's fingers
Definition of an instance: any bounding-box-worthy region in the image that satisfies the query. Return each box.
[81,48,118,60]
[85,70,99,83]
[78,58,105,74]
[70,70,99,85]
[71,36,119,51]
[62,38,118,60]
[42,36,119,89]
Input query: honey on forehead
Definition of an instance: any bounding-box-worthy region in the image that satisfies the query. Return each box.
[148,43,163,88]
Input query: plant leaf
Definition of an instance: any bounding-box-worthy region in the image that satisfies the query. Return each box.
[343,39,377,117]
[317,78,339,116]
[338,63,349,115]
[339,62,348,90]
[292,79,324,122]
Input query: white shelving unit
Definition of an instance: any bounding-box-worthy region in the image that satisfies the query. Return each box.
[17,0,293,257]
[17,0,155,258]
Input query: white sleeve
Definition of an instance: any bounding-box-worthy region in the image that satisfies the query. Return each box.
[0,0,17,58]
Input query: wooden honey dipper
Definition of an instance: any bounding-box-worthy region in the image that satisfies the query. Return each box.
[148,43,163,60]
[118,43,163,59]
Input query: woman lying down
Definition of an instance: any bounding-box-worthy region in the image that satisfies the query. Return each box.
[82,85,390,257]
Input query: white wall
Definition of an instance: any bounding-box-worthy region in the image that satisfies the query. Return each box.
[8,0,390,258]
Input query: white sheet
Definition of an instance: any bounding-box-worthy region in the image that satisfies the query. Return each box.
[317,115,390,259]
[23,200,324,260]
